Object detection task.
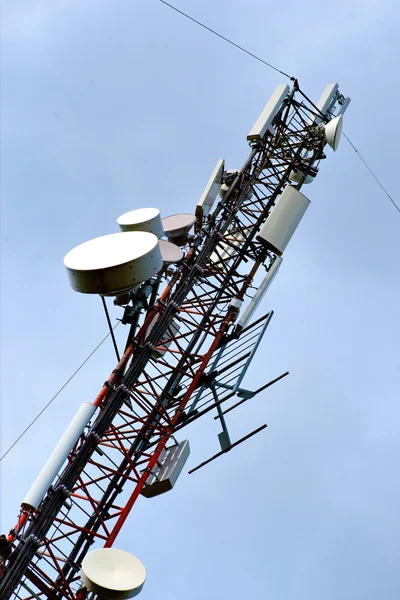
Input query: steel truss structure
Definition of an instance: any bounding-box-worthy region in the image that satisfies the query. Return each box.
[0,80,347,599]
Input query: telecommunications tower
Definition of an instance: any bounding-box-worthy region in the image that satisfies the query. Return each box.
[0,80,350,599]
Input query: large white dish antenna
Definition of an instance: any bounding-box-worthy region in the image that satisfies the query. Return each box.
[162,213,195,245]
[64,232,162,295]
[324,114,343,151]
[81,548,146,599]
[158,239,184,264]
[117,208,164,238]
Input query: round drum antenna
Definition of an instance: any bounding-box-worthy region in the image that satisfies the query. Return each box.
[64,231,162,296]
[324,114,343,151]
[81,548,146,599]
[117,208,164,238]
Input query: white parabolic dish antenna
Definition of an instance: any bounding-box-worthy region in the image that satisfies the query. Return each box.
[81,548,146,599]
[158,239,184,264]
[324,114,343,151]
[64,231,163,295]
[117,207,164,238]
[162,213,195,244]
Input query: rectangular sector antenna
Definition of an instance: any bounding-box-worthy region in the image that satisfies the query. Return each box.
[140,440,190,498]
[247,84,289,141]
[313,83,339,123]
[195,158,225,222]
[257,185,310,255]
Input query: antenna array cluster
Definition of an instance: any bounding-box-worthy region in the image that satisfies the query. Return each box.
[0,82,349,600]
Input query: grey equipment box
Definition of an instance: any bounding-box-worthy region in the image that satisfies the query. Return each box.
[140,440,190,498]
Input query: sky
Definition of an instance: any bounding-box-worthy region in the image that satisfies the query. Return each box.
[1,1,399,599]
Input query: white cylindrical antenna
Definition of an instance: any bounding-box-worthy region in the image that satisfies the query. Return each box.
[64,231,163,295]
[237,256,283,330]
[81,548,146,599]
[117,208,164,238]
[195,158,225,231]
[22,402,96,509]
[247,84,289,142]
[257,185,310,255]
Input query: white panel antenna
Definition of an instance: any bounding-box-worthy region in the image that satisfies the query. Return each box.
[257,185,310,255]
[141,440,190,498]
[237,256,283,330]
[312,83,339,124]
[195,159,225,229]
[247,84,289,141]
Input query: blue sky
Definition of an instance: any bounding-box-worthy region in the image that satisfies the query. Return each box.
[1,1,399,599]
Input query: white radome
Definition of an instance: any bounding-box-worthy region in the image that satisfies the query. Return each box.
[64,231,163,295]
[324,114,343,151]
[81,548,146,599]
[117,207,164,238]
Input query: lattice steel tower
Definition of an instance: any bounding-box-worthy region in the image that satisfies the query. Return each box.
[0,80,350,600]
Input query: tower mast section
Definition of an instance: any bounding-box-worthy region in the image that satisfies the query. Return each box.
[0,80,349,599]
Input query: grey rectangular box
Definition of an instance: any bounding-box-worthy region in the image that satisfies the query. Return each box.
[141,440,190,498]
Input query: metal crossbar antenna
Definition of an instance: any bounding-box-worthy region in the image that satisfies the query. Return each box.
[0,81,347,600]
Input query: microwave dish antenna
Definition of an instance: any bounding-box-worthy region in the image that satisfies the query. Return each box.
[324,114,343,151]
[158,239,184,264]
[117,207,164,238]
[64,231,162,295]
[81,548,146,599]
[162,213,195,245]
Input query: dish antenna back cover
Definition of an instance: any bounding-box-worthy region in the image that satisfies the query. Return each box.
[64,231,162,295]
[117,207,164,238]
[158,239,184,264]
[81,548,146,599]
[162,213,195,245]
